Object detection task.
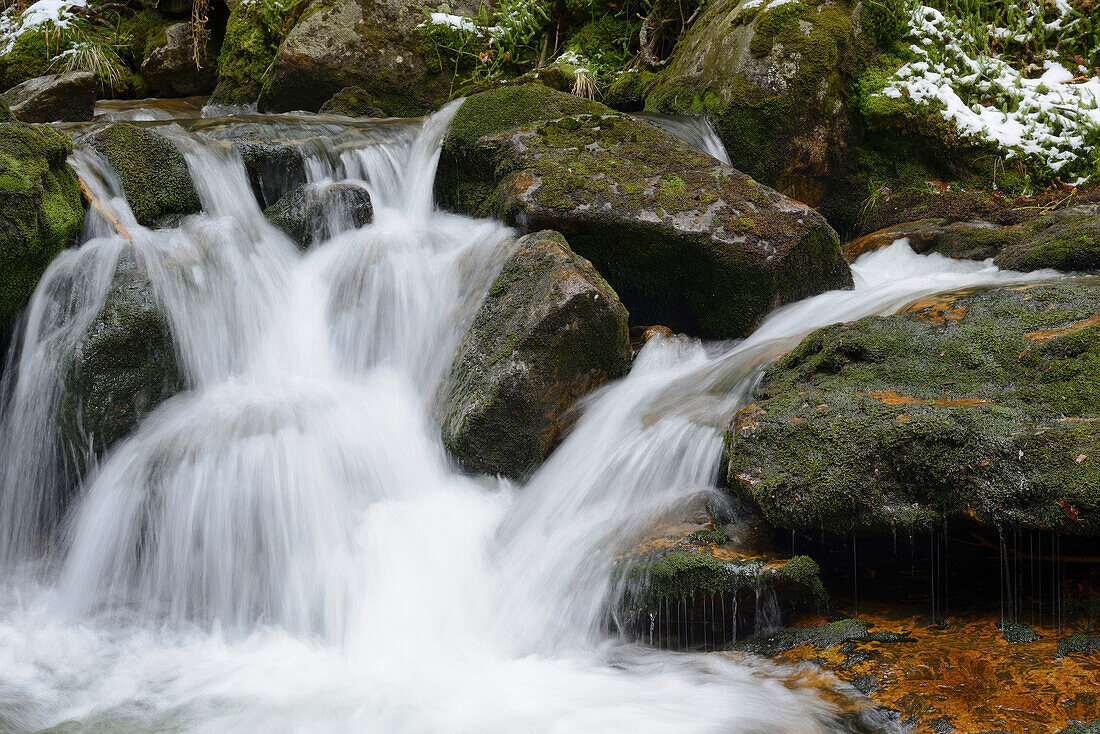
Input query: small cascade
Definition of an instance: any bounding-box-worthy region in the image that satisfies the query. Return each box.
[0,101,1084,733]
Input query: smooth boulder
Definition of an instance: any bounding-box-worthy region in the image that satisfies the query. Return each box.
[726,281,1100,536]
[140,22,218,97]
[263,182,373,247]
[437,230,630,478]
[0,121,84,341]
[258,0,448,115]
[435,84,852,339]
[87,123,201,228]
[2,71,96,122]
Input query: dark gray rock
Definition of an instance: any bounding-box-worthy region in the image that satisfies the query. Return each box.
[2,71,95,122]
[263,182,373,247]
[437,230,630,478]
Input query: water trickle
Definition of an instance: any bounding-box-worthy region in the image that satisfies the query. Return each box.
[0,103,1068,733]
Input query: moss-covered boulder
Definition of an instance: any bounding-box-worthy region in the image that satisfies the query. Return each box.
[645,0,902,210]
[844,206,1100,273]
[59,248,183,487]
[2,71,96,123]
[726,281,1100,536]
[227,139,308,210]
[319,86,388,118]
[436,230,630,478]
[0,121,84,339]
[617,523,828,646]
[257,0,447,115]
[140,21,218,97]
[263,182,372,247]
[87,123,201,228]
[210,0,310,106]
[435,84,852,339]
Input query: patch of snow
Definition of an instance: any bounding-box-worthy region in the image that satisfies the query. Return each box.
[0,0,86,54]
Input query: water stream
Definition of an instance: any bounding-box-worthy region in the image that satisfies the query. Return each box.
[0,107,1060,733]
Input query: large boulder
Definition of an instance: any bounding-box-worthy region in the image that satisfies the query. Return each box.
[59,248,183,486]
[644,0,903,212]
[1,71,96,123]
[263,182,373,247]
[437,230,630,478]
[140,22,218,97]
[87,123,201,229]
[257,0,448,115]
[0,121,84,341]
[726,281,1100,536]
[435,84,852,339]
[843,206,1100,273]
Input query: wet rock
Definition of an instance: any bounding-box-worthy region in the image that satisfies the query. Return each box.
[140,22,218,97]
[1061,721,1100,734]
[319,87,388,118]
[0,121,84,341]
[1,71,96,123]
[998,620,1041,644]
[726,281,1100,536]
[437,230,630,478]
[59,248,183,490]
[231,140,308,210]
[644,0,905,212]
[263,182,373,247]
[1056,632,1100,658]
[258,0,449,115]
[87,123,201,229]
[730,618,909,656]
[435,83,852,339]
[845,206,1100,272]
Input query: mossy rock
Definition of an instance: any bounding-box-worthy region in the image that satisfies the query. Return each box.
[843,206,1100,273]
[435,83,852,339]
[0,27,56,90]
[644,0,895,211]
[58,248,184,499]
[263,182,373,247]
[615,526,828,645]
[436,229,630,478]
[319,86,388,118]
[87,123,201,228]
[0,121,84,340]
[602,70,656,112]
[1056,631,1100,658]
[210,0,310,105]
[730,618,909,656]
[726,281,1100,536]
[257,0,449,115]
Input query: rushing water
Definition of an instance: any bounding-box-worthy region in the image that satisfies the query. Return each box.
[0,107,1059,733]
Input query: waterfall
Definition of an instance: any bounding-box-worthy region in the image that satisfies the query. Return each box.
[0,105,1058,733]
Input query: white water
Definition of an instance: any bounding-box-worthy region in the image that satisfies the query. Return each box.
[0,107,1059,733]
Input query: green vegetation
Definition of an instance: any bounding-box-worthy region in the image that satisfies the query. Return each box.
[211,0,310,104]
[0,121,83,334]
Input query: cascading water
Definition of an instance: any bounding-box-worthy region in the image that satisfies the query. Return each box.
[0,106,1060,733]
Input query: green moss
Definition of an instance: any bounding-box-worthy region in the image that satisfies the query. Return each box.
[1,28,54,90]
[89,123,200,228]
[116,9,173,67]
[727,281,1100,535]
[602,69,655,111]
[212,0,309,105]
[320,86,389,117]
[566,16,639,72]
[0,122,83,333]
